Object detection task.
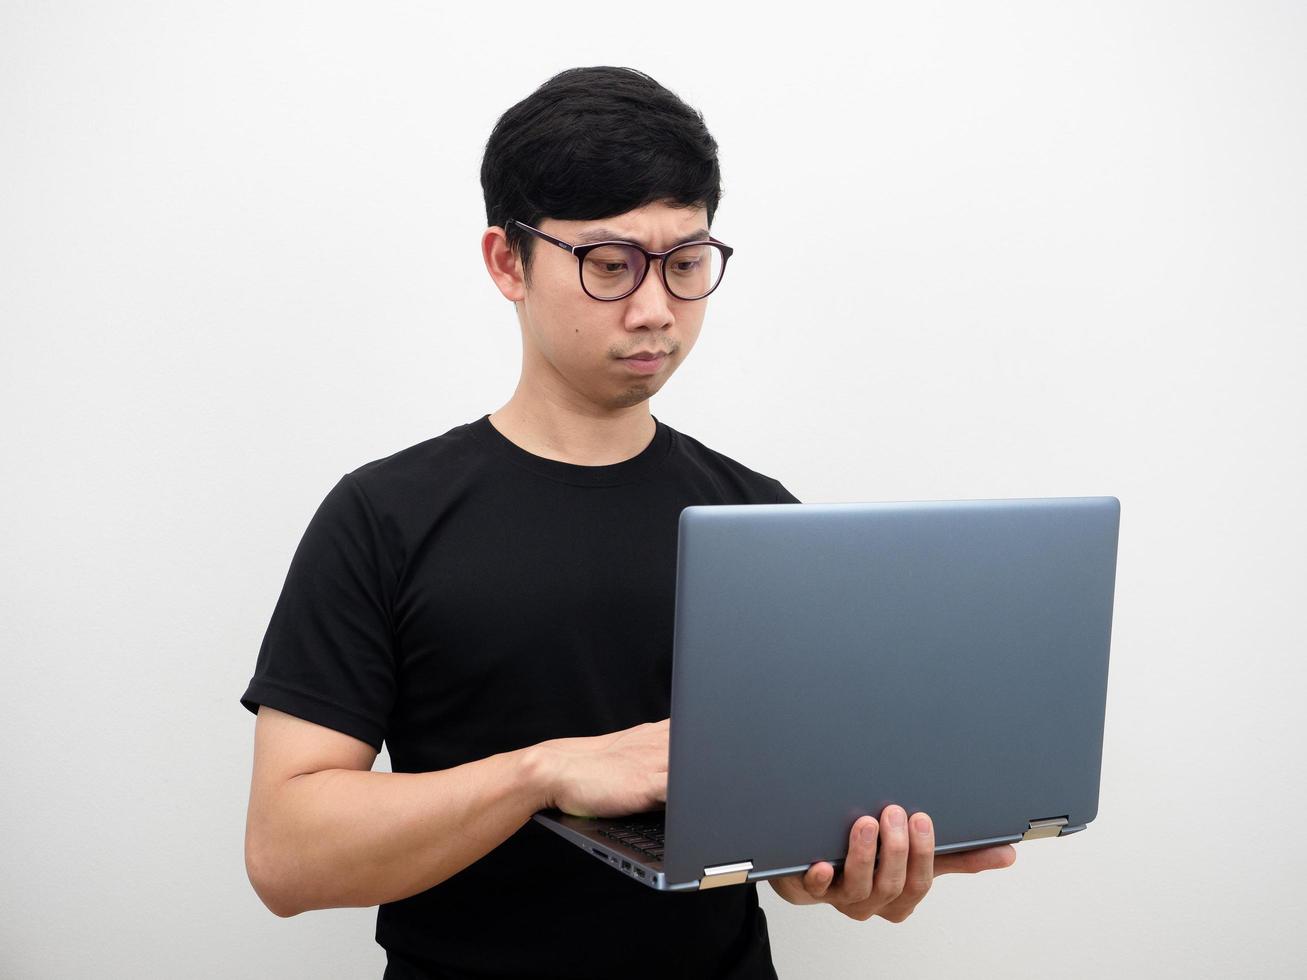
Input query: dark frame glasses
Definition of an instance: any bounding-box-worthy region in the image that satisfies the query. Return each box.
[508,219,734,302]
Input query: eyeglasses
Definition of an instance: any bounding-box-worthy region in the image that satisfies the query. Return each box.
[509,219,734,302]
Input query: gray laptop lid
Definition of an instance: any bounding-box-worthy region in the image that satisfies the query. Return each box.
[662,496,1119,887]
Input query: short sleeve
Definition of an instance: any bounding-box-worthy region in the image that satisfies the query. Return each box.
[240,473,398,751]
[772,478,802,504]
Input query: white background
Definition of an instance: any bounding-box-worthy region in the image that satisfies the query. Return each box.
[2,1,1304,977]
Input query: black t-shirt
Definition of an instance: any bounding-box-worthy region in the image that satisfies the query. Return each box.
[241,413,801,979]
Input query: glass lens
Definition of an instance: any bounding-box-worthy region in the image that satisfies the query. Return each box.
[581,244,645,299]
[663,242,725,300]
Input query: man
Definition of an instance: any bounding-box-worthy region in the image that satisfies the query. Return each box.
[240,66,1015,979]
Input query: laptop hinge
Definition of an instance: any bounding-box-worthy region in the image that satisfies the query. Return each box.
[1022,816,1069,841]
[699,861,753,890]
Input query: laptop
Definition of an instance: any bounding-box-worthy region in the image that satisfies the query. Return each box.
[534,496,1120,891]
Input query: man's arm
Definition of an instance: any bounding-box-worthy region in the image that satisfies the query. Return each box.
[243,706,668,917]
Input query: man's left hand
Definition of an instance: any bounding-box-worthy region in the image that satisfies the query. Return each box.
[768,805,1017,922]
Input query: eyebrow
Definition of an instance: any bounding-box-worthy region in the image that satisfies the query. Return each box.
[573,227,711,248]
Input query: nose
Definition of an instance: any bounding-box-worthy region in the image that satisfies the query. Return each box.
[624,257,675,329]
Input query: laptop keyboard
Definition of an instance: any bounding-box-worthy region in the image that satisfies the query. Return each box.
[598,818,665,862]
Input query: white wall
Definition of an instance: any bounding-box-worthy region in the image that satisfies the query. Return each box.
[2,1,1304,977]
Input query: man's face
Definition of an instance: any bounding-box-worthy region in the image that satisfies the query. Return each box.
[514,200,711,412]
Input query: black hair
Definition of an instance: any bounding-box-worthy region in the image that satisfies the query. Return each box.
[480,66,722,283]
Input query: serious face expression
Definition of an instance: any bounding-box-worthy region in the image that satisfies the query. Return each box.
[516,200,713,412]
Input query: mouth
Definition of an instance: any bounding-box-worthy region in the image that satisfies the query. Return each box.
[618,352,669,375]
[620,351,672,361]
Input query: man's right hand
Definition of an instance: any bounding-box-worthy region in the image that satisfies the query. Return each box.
[530,718,669,819]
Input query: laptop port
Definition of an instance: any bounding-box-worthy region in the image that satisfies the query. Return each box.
[620,860,632,871]
[591,848,606,858]
[634,868,646,879]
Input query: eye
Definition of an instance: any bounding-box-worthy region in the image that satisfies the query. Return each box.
[667,245,708,276]
[584,244,638,278]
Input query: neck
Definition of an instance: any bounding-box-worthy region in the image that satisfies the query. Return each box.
[488,392,656,467]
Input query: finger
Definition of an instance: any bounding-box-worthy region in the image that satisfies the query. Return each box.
[829,816,878,903]
[802,861,837,900]
[878,812,936,922]
[868,804,910,906]
[934,844,1018,876]
[903,812,935,897]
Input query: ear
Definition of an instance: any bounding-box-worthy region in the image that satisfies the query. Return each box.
[482,226,526,303]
